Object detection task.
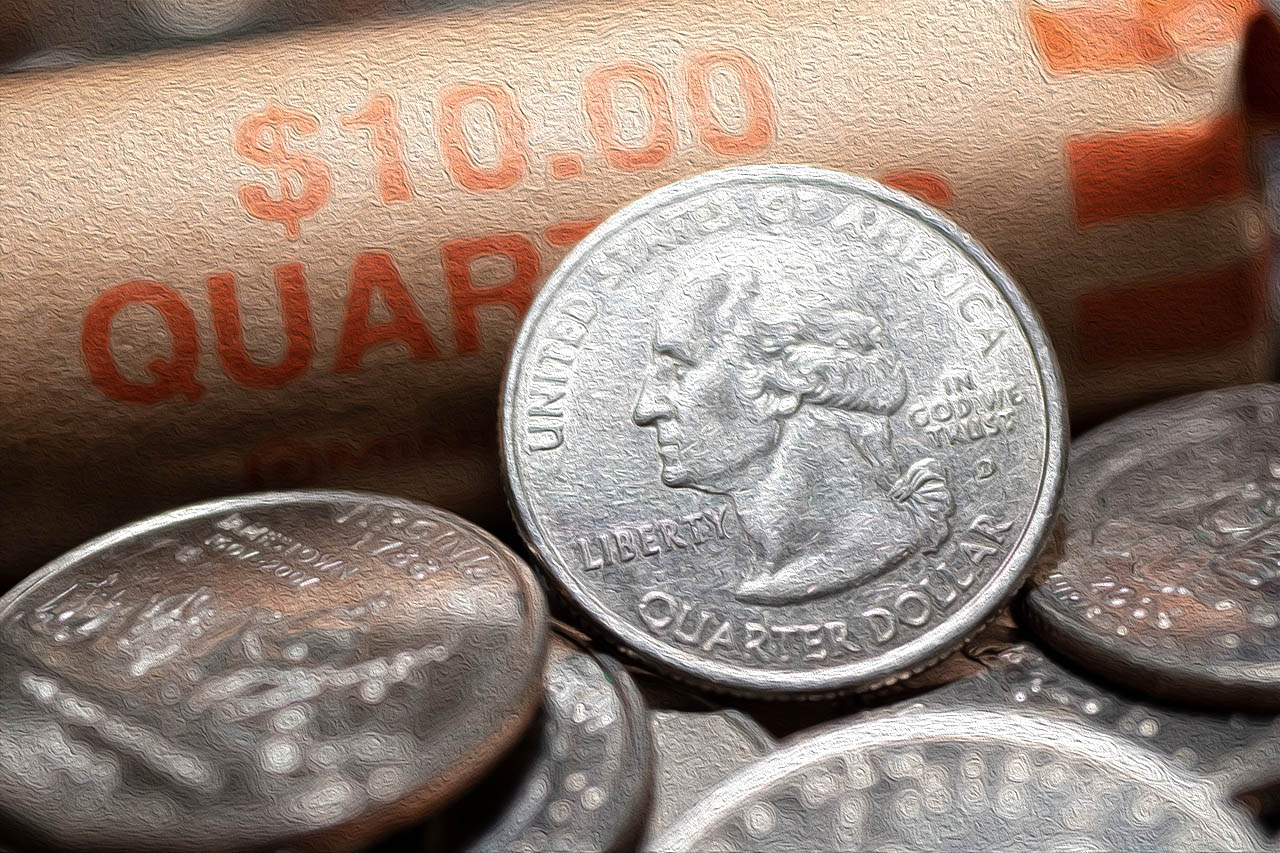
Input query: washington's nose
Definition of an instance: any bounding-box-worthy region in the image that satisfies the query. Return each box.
[633,376,668,426]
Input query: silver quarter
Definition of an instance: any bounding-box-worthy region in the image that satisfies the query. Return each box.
[0,491,548,852]
[647,705,1267,852]
[502,164,1066,695]
[1025,383,1280,710]
[443,631,651,853]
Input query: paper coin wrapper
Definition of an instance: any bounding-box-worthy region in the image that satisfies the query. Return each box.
[0,0,1272,581]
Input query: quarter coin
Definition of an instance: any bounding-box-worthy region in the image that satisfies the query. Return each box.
[1025,384,1280,710]
[0,491,548,851]
[441,631,651,853]
[647,705,1267,852]
[502,164,1066,694]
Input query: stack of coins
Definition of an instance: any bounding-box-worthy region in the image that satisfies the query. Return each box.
[1,165,1278,851]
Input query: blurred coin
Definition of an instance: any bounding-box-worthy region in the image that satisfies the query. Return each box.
[503,164,1066,695]
[1025,383,1280,710]
[130,0,264,39]
[0,491,548,852]
[644,703,774,841]
[647,705,1267,852]
[929,642,1280,796]
[1,45,89,72]
[440,630,650,853]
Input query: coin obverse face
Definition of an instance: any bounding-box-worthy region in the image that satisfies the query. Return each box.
[1026,384,1280,710]
[0,491,549,852]
[502,165,1066,694]
[446,632,652,853]
[647,707,1268,852]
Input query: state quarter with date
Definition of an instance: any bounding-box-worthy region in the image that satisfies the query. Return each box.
[0,491,548,852]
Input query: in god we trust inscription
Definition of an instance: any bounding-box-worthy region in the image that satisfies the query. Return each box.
[1026,384,1280,710]
[503,166,1066,695]
[0,491,548,852]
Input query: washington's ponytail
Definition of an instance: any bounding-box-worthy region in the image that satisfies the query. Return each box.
[889,457,955,552]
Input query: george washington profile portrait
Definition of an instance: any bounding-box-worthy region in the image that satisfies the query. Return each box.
[632,233,955,606]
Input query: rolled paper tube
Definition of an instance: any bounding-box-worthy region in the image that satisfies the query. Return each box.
[0,0,1270,581]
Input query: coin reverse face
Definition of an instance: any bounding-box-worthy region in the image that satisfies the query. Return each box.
[444,632,651,853]
[502,165,1066,694]
[1026,384,1280,710]
[0,491,548,852]
[931,643,1280,793]
[647,706,1267,852]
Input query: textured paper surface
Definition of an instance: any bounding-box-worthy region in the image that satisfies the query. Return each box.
[0,0,1271,579]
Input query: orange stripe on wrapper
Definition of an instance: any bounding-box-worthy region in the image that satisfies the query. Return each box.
[549,153,585,179]
[880,169,954,208]
[1076,256,1266,364]
[1027,0,1260,74]
[1068,114,1247,225]
[545,218,604,247]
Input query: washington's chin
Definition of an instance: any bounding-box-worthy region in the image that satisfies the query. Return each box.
[658,463,695,488]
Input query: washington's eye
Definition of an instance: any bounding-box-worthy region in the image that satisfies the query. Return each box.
[659,350,693,380]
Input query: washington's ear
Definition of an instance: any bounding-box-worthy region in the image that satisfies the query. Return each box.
[765,390,802,417]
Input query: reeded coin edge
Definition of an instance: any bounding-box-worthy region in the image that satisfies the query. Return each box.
[0,489,553,837]
[501,164,1068,696]
[645,705,1266,853]
[1025,383,1280,709]
[588,639,658,852]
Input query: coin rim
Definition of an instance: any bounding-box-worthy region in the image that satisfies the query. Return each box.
[645,705,1266,852]
[0,488,551,847]
[1025,383,1280,709]
[501,164,1067,695]
[456,628,655,852]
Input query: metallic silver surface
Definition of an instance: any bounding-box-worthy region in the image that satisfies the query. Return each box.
[0,491,548,852]
[646,705,1268,852]
[134,0,265,39]
[502,164,1066,695]
[929,643,1280,797]
[644,705,775,842]
[1026,383,1280,710]
[444,632,652,853]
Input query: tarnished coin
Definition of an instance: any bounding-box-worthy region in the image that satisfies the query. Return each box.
[439,631,651,853]
[0,491,548,852]
[502,164,1066,695]
[1025,384,1280,710]
[647,705,1268,852]
[644,705,775,841]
